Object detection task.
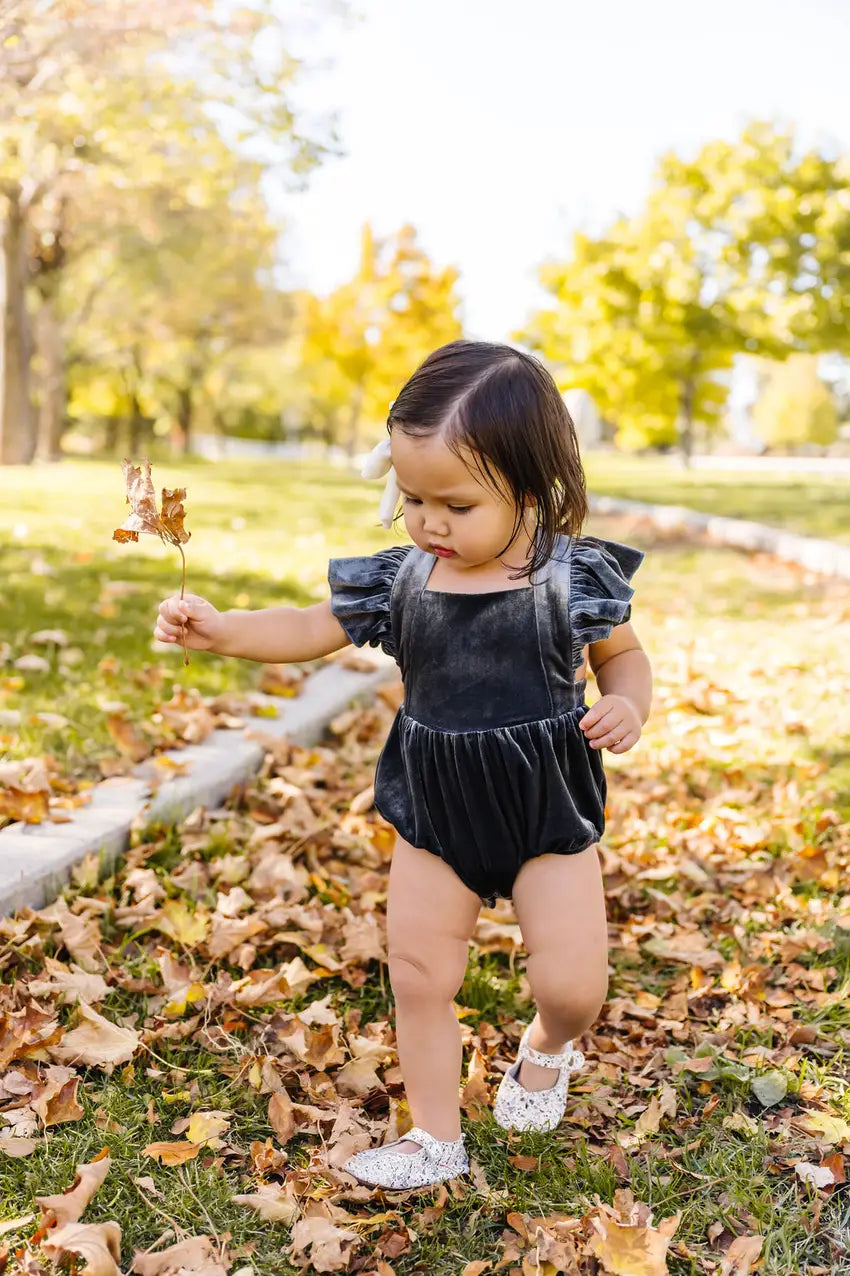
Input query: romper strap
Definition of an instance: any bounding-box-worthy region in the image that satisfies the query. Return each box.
[389,545,433,673]
[531,533,578,711]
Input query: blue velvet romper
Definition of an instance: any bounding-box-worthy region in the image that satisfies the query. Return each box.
[327,534,643,905]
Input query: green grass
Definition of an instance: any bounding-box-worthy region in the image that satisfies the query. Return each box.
[583,452,850,543]
[1,454,847,783]
[0,457,397,778]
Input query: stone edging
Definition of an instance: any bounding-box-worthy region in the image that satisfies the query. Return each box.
[0,653,398,919]
[590,495,850,580]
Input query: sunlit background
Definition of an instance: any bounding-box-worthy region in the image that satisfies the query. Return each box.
[2,0,849,469]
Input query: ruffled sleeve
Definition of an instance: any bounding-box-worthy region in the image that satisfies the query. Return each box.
[569,536,644,671]
[327,545,413,659]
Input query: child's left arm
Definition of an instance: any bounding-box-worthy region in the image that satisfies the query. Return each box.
[579,622,652,754]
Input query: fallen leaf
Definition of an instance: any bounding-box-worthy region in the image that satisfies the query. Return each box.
[106,713,151,763]
[0,1136,38,1157]
[142,1141,202,1165]
[751,1071,788,1107]
[719,1233,764,1276]
[268,1090,296,1144]
[335,1057,385,1098]
[233,1182,299,1225]
[41,897,104,972]
[794,1111,850,1143]
[460,1047,490,1119]
[32,1067,85,1126]
[36,1151,111,1225]
[41,1220,122,1275]
[589,1211,680,1276]
[132,1234,228,1275]
[290,1214,360,1273]
[29,959,110,1005]
[51,1003,139,1068]
[795,1161,835,1188]
[0,786,49,823]
[154,899,210,948]
[0,1213,36,1238]
[30,629,69,647]
[185,1110,230,1147]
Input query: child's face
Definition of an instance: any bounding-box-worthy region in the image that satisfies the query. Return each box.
[391,430,533,570]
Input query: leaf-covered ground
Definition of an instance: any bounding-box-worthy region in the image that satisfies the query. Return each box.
[0,511,849,1273]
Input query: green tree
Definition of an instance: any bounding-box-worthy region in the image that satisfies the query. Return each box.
[518,121,850,463]
[751,355,839,450]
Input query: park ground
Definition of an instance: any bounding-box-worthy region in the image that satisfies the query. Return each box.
[0,458,848,1273]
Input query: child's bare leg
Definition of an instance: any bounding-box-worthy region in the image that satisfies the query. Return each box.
[386,835,481,1145]
[511,845,608,1089]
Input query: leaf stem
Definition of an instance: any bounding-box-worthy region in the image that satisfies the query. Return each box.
[176,541,189,666]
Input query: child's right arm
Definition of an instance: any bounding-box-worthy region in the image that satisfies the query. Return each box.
[154,594,350,663]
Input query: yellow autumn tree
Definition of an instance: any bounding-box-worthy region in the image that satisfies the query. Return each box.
[292,223,464,456]
[751,356,839,450]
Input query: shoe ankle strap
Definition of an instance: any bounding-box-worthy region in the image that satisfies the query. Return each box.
[518,1027,586,1072]
[406,1125,464,1153]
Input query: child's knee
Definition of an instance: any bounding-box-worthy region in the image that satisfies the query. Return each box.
[388,948,464,1006]
[527,962,608,1026]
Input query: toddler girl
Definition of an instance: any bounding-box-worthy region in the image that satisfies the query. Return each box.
[154,339,652,1191]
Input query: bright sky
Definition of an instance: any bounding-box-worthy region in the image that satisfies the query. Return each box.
[282,0,849,342]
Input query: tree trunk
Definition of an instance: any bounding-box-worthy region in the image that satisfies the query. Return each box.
[174,384,193,455]
[34,292,66,460]
[104,417,121,452]
[345,386,364,459]
[678,376,696,468]
[128,394,154,455]
[0,189,36,464]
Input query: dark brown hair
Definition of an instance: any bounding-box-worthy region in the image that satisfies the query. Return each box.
[387,339,588,580]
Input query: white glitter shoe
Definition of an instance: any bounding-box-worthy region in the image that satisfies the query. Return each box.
[493,1024,585,1132]
[343,1126,469,1189]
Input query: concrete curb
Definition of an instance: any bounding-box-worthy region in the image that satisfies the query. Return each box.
[590,494,850,580]
[0,654,398,918]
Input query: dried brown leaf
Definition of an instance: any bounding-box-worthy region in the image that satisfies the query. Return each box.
[233,1181,299,1224]
[41,1220,122,1275]
[132,1234,228,1275]
[269,1090,297,1144]
[51,1003,139,1069]
[290,1214,360,1273]
[36,1150,111,1225]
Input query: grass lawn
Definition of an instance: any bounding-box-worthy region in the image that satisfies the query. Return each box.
[582,453,850,544]
[0,457,396,781]
[0,455,847,787]
[0,459,848,1272]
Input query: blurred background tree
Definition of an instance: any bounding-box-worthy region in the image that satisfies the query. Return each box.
[518,122,850,463]
[751,354,839,450]
[0,0,338,464]
[290,223,463,457]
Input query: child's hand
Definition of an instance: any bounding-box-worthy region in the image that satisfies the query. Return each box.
[580,694,642,753]
[154,592,224,652]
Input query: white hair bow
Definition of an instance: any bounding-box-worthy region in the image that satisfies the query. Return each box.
[361,436,401,530]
